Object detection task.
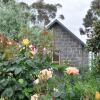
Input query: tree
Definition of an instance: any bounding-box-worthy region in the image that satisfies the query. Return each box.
[83,9,97,28]
[0,0,64,40]
[0,0,29,40]
[80,0,100,54]
[82,0,100,82]
[19,0,64,26]
[83,0,100,28]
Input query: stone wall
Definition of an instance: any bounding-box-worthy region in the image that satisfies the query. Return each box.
[51,23,89,67]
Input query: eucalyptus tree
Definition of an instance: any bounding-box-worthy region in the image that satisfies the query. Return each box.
[80,0,100,78]
[19,0,64,26]
[80,0,100,54]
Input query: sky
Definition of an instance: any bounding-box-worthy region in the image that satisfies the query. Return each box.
[18,0,93,43]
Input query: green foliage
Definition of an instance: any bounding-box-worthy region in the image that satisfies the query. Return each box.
[83,0,100,28]
[0,52,36,99]
[0,27,53,99]
[19,0,64,26]
[0,0,97,99]
[91,55,100,75]
[83,9,97,28]
[32,69,96,100]
[86,21,100,53]
[0,43,96,100]
[91,0,100,15]
[0,0,64,40]
[0,0,28,40]
[90,55,100,93]
[82,1,100,93]
[14,52,96,100]
[81,0,100,54]
[51,63,66,72]
[30,0,64,25]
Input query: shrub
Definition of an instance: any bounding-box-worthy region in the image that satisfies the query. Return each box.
[0,29,53,100]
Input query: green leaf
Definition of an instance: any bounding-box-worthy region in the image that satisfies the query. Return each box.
[7,67,15,72]
[25,60,33,67]
[2,87,13,97]
[18,79,24,85]
[3,61,9,66]
[17,94,24,99]
[15,68,22,75]
[15,57,25,64]
[0,63,3,67]
[0,79,9,88]
[53,91,61,97]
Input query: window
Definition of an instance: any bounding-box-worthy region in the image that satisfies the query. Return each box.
[52,50,61,64]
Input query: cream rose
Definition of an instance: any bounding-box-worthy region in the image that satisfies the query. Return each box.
[31,94,39,100]
[38,69,53,81]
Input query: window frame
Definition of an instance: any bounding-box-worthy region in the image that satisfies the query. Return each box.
[52,49,61,64]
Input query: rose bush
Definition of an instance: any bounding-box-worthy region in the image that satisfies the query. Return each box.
[0,31,97,100]
[0,28,53,100]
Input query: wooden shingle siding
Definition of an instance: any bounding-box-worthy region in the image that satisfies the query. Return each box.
[47,19,89,67]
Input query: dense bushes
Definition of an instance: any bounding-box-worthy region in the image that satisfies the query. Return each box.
[0,30,53,100]
[0,30,98,100]
[0,34,97,100]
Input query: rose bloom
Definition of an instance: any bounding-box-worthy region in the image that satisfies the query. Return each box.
[0,98,5,100]
[34,79,39,84]
[7,41,12,45]
[43,47,46,54]
[38,69,53,81]
[64,67,79,75]
[31,94,39,100]
[95,91,100,100]
[29,45,37,55]
[30,50,37,56]
[22,38,30,46]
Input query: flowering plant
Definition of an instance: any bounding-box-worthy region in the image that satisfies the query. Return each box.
[22,38,30,46]
[95,91,100,100]
[0,28,53,100]
[31,94,39,100]
[64,67,79,75]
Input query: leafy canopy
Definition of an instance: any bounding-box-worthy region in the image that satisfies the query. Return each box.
[19,0,64,25]
[0,0,64,40]
[81,0,100,54]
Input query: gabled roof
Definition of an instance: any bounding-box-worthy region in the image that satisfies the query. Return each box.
[46,19,85,46]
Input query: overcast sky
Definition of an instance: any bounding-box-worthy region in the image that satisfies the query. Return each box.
[18,0,93,43]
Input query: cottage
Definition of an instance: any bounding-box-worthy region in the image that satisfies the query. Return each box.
[47,19,89,67]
